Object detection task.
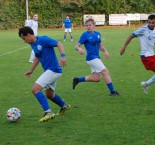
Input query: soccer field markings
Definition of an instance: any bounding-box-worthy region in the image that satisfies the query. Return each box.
[0,46,29,57]
[0,36,105,57]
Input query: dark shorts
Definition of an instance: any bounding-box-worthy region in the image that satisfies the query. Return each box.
[141,55,155,71]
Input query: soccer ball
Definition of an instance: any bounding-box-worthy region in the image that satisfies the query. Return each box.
[6,107,21,122]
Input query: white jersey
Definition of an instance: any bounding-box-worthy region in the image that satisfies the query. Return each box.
[31,20,38,36]
[25,19,32,27]
[133,24,155,56]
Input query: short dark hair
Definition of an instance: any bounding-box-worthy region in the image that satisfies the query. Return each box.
[18,26,34,37]
[85,18,96,25]
[148,14,155,20]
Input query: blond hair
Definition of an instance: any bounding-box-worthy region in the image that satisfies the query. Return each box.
[85,18,96,25]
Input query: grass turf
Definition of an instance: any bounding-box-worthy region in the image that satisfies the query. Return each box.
[0,28,155,145]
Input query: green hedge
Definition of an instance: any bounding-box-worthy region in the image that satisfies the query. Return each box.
[0,0,154,29]
[0,0,82,29]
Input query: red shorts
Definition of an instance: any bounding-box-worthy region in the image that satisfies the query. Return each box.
[141,55,155,71]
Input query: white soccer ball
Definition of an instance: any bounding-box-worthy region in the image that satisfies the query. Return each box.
[6,107,21,122]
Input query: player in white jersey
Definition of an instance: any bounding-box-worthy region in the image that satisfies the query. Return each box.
[120,14,155,94]
[28,14,38,63]
[31,14,38,36]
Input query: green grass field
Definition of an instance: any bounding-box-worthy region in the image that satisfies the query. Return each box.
[0,27,155,145]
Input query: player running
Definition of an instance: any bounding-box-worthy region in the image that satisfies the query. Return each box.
[73,18,120,96]
[120,14,155,94]
[19,26,71,122]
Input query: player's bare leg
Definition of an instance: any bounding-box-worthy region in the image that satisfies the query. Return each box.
[101,69,120,96]
[73,73,101,89]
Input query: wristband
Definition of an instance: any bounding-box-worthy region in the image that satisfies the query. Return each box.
[61,53,65,57]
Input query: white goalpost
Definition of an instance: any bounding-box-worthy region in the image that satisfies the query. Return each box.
[26,0,29,19]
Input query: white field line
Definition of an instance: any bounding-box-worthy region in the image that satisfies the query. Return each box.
[0,37,105,57]
[0,36,61,57]
[0,46,29,57]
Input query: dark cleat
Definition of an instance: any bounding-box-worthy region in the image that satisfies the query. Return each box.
[73,77,79,90]
[110,91,121,96]
[56,104,71,116]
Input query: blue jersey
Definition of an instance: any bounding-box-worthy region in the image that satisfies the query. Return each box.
[31,36,62,73]
[78,31,101,61]
[63,19,73,28]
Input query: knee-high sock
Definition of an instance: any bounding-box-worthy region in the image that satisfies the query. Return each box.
[107,82,115,93]
[51,94,66,108]
[35,92,51,112]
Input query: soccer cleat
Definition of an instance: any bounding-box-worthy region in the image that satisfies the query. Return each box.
[110,91,121,96]
[39,112,55,122]
[56,104,71,116]
[141,81,148,94]
[28,60,33,63]
[73,77,79,90]
[63,39,66,41]
[71,39,73,41]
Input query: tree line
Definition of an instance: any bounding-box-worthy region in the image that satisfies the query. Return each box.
[0,0,154,29]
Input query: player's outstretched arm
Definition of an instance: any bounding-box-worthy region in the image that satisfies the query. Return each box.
[75,43,85,55]
[57,42,66,67]
[120,34,135,55]
[100,43,110,59]
[25,57,39,77]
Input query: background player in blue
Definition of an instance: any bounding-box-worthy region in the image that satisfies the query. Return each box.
[63,15,73,41]
[73,18,120,96]
[18,26,71,122]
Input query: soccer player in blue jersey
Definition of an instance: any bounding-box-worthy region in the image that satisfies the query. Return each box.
[73,18,120,96]
[19,26,71,122]
[63,16,73,41]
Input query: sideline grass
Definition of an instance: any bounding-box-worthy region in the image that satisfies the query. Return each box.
[0,28,155,145]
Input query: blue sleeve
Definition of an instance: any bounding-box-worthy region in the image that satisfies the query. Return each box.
[78,33,86,44]
[44,37,58,47]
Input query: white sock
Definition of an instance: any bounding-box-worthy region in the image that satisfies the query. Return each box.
[45,109,52,113]
[146,75,155,86]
